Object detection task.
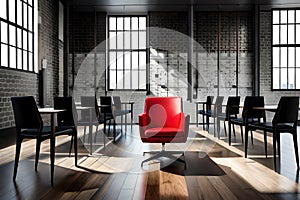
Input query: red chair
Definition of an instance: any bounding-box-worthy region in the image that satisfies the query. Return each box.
[139,97,190,167]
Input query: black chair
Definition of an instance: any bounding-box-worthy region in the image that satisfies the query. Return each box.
[197,96,214,130]
[230,96,265,147]
[100,96,117,142]
[77,96,105,144]
[54,96,78,164]
[113,96,131,128]
[217,96,240,139]
[11,96,74,185]
[205,96,224,137]
[248,96,299,172]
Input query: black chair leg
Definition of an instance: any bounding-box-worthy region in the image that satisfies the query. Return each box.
[228,121,232,145]
[273,132,277,172]
[224,121,227,137]
[13,137,22,180]
[245,127,249,158]
[35,139,41,171]
[74,132,78,166]
[264,131,268,158]
[250,131,254,146]
[69,135,74,157]
[83,126,87,143]
[293,132,299,169]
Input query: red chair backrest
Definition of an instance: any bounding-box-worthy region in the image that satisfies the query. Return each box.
[144,97,182,128]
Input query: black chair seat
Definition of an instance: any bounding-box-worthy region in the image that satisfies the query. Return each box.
[249,122,294,132]
[21,126,73,138]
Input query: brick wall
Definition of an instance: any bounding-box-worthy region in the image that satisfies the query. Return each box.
[259,11,300,105]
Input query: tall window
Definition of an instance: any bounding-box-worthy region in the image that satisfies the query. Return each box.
[0,0,37,72]
[108,16,147,90]
[272,9,300,90]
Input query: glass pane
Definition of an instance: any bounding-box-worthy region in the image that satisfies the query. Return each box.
[0,0,7,19]
[9,25,16,46]
[23,4,27,28]
[28,0,32,6]
[280,69,287,89]
[117,32,123,49]
[132,52,138,69]
[297,48,300,67]
[273,47,280,67]
[281,10,287,23]
[117,17,123,30]
[124,51,131,69]
[288,47,295,67]
[116,52,123,70]
[296,25,300,44]
[17,49,22,69]
[280,25,287,44]
[109,17,116,30]
[139,31,146,49]
[132,32,138,49]
[139,70,146,89]
[124,17,130,30]
[116,70,124,89]
[288,25,295,44]
[1,44,8,67]
[273,25,279,44]
[124,31,131,49]
[139,51,146,70]
[281,47,287,67]
[23,31,27,50]
[132,70,138,89]
[288,68,295,89]
[23,51,27,70]
[109,70,116,89]
[17,28,22,48]
[124,70,131,89]
[132,17,138,30]
[109,32,116,49]
[139,17,146,30]
[109,52,116,69]
[9,0,15,22]
[17,0,22,26]
[1,22,8,43]
[296,68,300,89]
[28,52,33,71]
[28,33,32,51]
[10,47,16,68]
[288,10,295,23]
[28,6,32,31]
[273,10,280,24]
[297,10,300,23]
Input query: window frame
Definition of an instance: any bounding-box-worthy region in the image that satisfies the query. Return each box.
[0,0,37,73]
[107,15,148,91]
[271,8,300,90]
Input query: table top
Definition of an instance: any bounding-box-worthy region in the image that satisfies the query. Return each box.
[38,108,65,113]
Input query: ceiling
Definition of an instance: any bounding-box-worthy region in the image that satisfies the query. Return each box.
[64,0,300,12]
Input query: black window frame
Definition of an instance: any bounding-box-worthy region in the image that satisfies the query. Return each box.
[107,15,148,91]
[271,8,300,90]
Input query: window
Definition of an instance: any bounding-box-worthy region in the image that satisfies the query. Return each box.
[0,0,37,72]
[108,16,147,90]
[272,9,300,90]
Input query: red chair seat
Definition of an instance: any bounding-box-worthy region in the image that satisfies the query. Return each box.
[144,127,184,138]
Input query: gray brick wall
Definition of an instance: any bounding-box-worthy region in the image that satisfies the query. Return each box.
[259,11,300,105]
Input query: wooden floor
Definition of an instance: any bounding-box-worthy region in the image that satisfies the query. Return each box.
[0,124,300,200]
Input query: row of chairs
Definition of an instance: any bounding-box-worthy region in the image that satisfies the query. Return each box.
[10,95,131,185]
[197,95,299,172]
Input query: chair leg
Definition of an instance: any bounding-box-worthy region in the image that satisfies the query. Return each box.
[273,132,277,172]
[13,137,22,180]
[250,131,254,146]
[94,125,99,143]
[74,131,78,166]
[228,121,232,145]
[69,135,74,157]
[35,139,42,171]
[264,130,268,158]
[202,114,205,130]
[224,121,227,137]
[83,126,87,143]
[206,115,209,131]
[245,126,249,158]
[293,132,299,169]
[237,125,242,143]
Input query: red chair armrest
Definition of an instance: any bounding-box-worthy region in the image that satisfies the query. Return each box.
[179,113,190,137]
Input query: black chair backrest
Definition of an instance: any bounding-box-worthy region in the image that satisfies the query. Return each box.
[100,96,113,114]
[11,96,42,130]
[54,96,77,127]
[273,96,299,124]
[112,96,122,110]
[214,96,224,116]
[206,96,213,111]
[80,96,100,121]
[242,96,265,119]
[225,96,240,116]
